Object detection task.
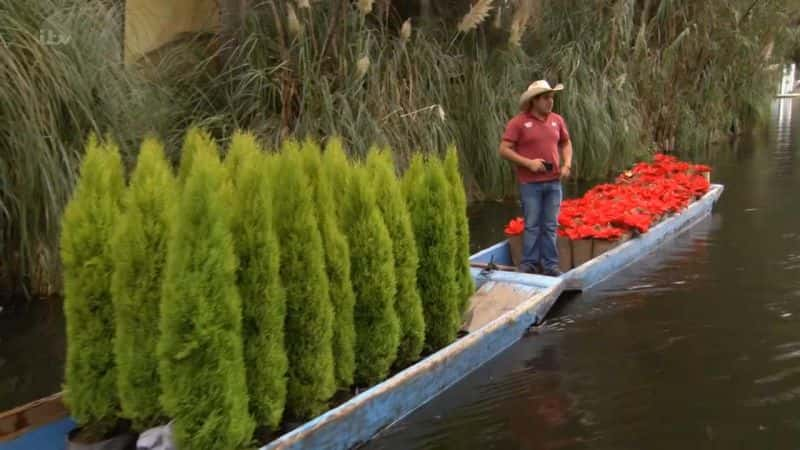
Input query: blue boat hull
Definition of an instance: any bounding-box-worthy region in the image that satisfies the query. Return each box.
[262,276,563,450]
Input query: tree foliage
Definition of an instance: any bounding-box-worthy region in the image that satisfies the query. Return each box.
[404,155,460,351]
[61,135,125,427]
[158,138,254,450]
[300,139,357,389]
[272,144,336,418]
[111,137,175,429]
[226,131,288,429]
[366,148,425,367]
[344,165,400,386]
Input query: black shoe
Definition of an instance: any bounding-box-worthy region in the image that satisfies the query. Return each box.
[518,263,540,274]
[541,267,563,277]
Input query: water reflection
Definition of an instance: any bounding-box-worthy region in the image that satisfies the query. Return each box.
[0,294,66,410]
[367,342,591,450]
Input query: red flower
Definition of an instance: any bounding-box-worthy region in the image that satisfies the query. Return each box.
[504,217,525,236]
[556,154,711,240]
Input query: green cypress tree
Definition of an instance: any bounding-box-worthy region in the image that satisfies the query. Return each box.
[61,135,124,428]
[226,132,288,430]
[443,147,475,313]
[110,137,175,429]
[402,153,426,199]
[177,127,217,184]
[300,139,356,390]
[223,131,259,176]
[321,137,351,225]
[158,142,254,450]
[344,165,400,386]
[366,148,425,367]
[273,145,336,419]
[403,155,460,351]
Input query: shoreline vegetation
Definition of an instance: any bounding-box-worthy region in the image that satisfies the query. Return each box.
[2,0,799,296]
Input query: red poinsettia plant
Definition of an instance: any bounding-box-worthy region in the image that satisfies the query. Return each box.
[556,153,711,241]
[504,216,524,236]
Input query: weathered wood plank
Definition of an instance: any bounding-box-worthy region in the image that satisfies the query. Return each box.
[0,393,67,443]
[461,281,539,333]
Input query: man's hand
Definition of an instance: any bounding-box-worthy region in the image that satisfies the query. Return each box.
[560,164,571,179]
[527,158,545,173]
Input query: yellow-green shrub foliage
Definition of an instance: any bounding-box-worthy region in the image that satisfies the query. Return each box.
[272,144,336,419]
[321,137,351,225]
[226,132,288,429]
[366,148,425,367]
[60,136,124,426]
[344,165,400,386]
[158,143,254,450]
[110,138,175,429]
[443,147,475,313]
[403,155,460,351]
[177,127,217,184]
[300,139,356,389]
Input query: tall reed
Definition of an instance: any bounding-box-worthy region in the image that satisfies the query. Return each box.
[0,0,170,294]
[4,0,799,296]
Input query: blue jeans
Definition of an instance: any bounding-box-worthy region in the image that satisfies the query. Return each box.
[519,180,562,271]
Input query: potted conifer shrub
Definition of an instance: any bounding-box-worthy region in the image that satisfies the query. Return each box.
[443,147,475,314]
[61,136,137,449]
[403,155,460,351]
[366,148,425,368]
[272,144,336,419]
[225,132,288,431]
[300,140,356,391]
[343,165,400,386]
[158,132,254,450]
[110,138,175,434]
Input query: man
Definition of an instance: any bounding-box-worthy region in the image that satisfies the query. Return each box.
[498,80,573,276]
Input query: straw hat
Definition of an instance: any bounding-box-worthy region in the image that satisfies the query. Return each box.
[519,80,564,107]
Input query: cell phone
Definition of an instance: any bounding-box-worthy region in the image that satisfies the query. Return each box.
[543,161,554,172]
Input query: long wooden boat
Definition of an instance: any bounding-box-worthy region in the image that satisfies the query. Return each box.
[0,184,724,450]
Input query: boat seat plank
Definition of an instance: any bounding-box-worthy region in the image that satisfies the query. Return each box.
[461,281,540,333]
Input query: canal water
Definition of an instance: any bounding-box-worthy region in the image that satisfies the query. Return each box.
[1,99,799,449]
[365,98,800,449]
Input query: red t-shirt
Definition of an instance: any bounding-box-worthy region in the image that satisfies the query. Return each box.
[502,112,570,184]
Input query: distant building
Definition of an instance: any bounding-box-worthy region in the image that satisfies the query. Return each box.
[124,0,219,64]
